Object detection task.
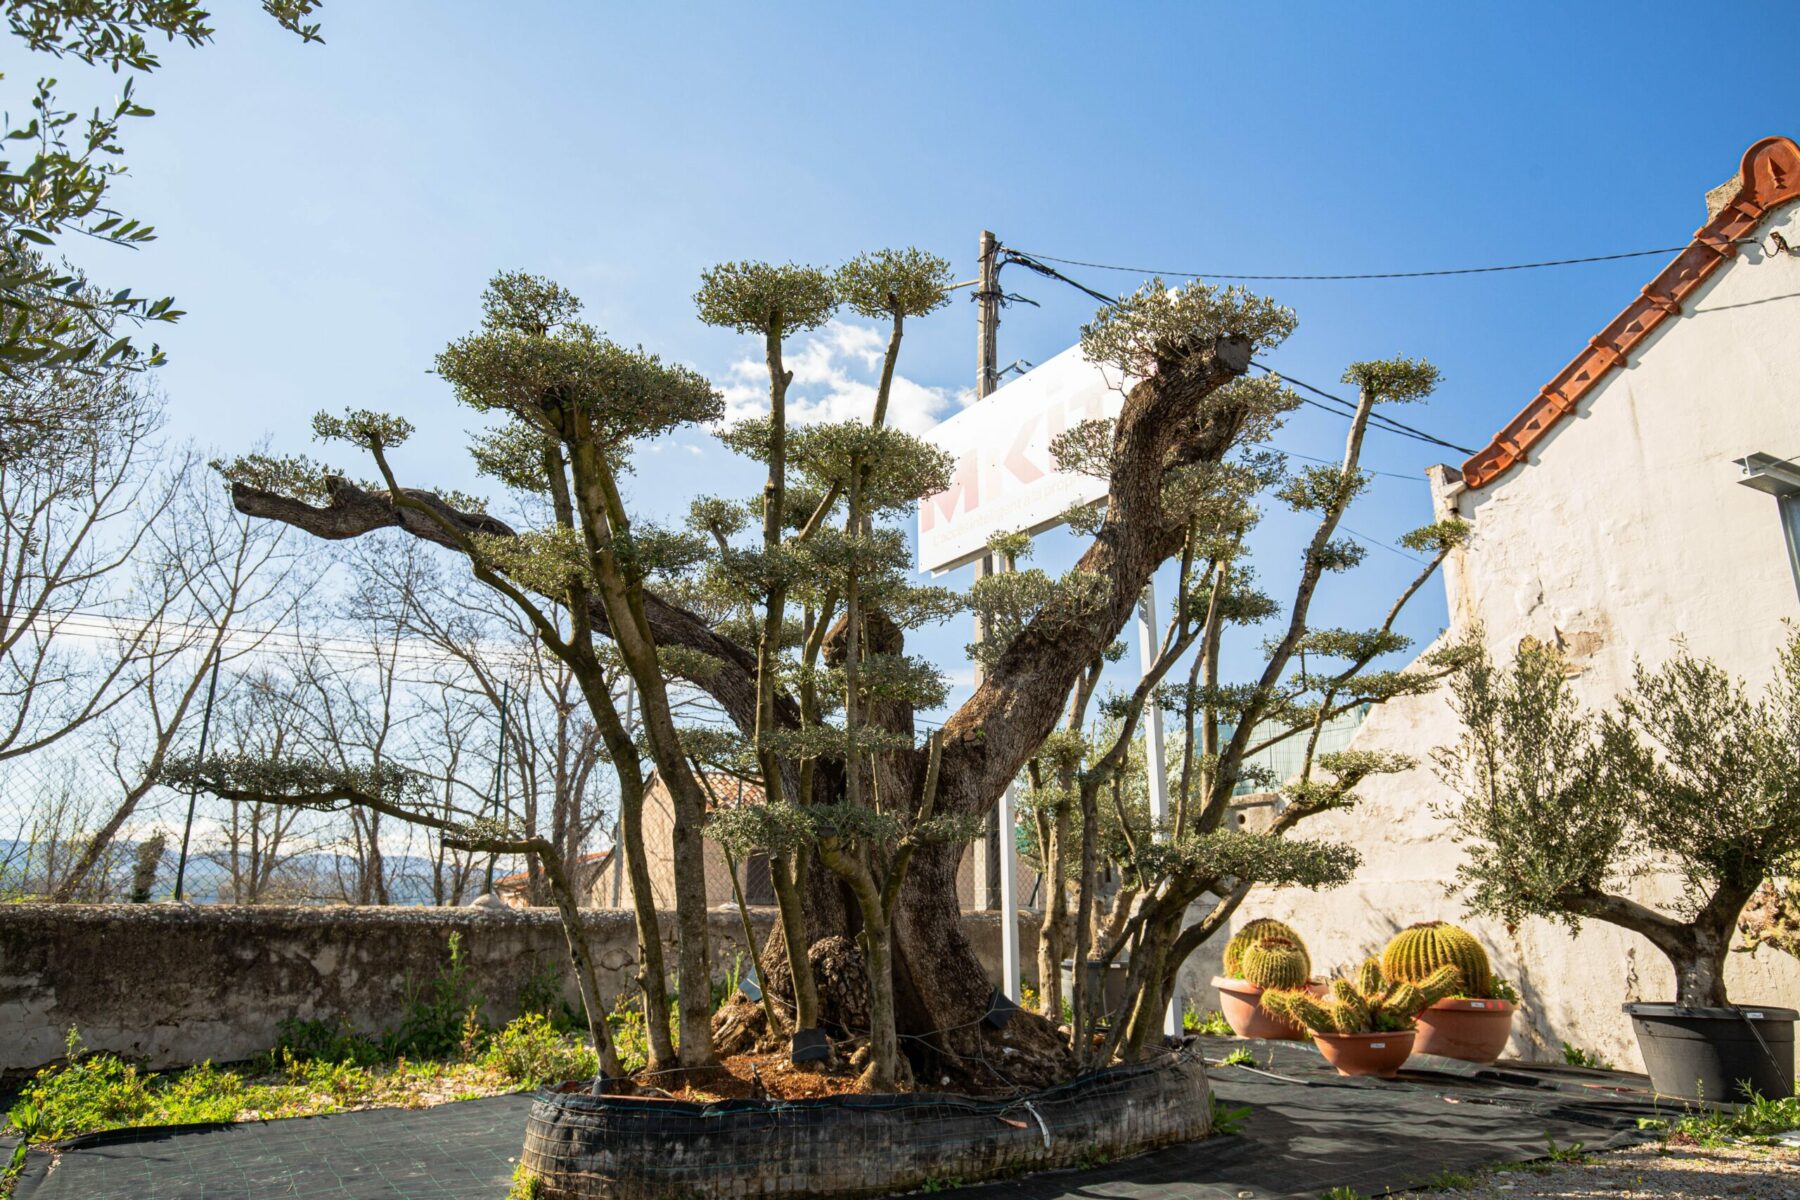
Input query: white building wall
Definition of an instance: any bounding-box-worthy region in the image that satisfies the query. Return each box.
[1245,194,1800,1070]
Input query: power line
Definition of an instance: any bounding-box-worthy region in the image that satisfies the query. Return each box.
[1340,525,1427,565]
[1003,243,1755,283]
[999,250,1118,307]
[1253,444,1424,483]
[996,245,1477,457]
[1251,361,1477,456]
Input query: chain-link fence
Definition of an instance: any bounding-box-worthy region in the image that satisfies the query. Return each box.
[0,735,531,907]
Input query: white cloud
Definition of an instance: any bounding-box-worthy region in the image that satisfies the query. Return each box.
[717,319,958,436]
[638,438,706,458]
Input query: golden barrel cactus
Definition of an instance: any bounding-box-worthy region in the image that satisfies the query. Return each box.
[1237,935,1310,990]
[1381,921,1492,999]
[1224,918,1306,979]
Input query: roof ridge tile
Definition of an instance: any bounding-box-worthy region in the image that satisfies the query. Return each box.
[1462,135,1800,489]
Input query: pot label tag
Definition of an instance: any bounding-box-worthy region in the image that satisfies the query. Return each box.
[1749,1011,1765,1019]
[1370,1042,1385,1049]
[1470,1002,1486,1009]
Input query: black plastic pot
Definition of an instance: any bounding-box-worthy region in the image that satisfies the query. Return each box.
[1624,1003,1797,1102]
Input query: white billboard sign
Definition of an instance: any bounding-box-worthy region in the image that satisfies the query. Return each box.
[916,344,1126,574]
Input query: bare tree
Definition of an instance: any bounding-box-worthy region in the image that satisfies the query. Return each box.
[202,664,326,903]
[52,465,305,900]
[363,548,620,907]
[0,373,182,762]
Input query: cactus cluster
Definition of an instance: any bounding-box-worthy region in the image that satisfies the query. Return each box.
[1381,921,1493,999]
[1223,918,1305,979]
[1261,958,1462,1035]
[1236,935,1311,990]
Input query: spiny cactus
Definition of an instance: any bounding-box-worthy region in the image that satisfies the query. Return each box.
[1238,935,1310,990]
[1381,921,1494,999]
[1259,988,1335,1034]
[1224,918,1305,978]
[1414,964,1465,1007]
[1260,960,1463,1035]
[1328,977,1370,1034]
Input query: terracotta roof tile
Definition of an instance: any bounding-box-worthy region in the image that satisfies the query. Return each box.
[1461,136,1800,490]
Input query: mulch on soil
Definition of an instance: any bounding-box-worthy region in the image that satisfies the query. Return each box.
[634,1051,866,1101]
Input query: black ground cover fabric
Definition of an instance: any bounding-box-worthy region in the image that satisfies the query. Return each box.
[11,1094,536,1199]
[11,1038,1672,1200]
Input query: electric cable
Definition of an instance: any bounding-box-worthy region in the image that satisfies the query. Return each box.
[995,245,1479,457]
[1003,243,1758,283]
[1251,361,1477,456]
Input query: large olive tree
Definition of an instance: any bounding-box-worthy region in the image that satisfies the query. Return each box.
[224,263,1453,1087]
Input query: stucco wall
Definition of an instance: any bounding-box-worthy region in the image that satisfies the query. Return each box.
[1246,192,1800,1070]
[0,905,1039,1072]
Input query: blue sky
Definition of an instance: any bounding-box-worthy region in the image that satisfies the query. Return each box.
[51,1,1800,714]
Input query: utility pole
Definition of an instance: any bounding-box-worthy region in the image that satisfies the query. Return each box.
[972,231,1000,912]
[976,230,999,399]
[970,230,1021,1002]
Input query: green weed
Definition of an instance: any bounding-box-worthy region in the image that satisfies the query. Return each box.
[607,995,652,1074]
[1220,1047,1255,1067]
[1560,1042,1612,1070]
[1,1009,600,1153]
[508,1162,546,1200]
[268,1018,384,1067]
[515,959,580,1031]
[1543,1136,1587,1163]
[1183,1004,1233,1037]
[1656,1088,1800,1146]
[386,932,485,1059]
[481,1013,598,1087]
[1209,1096,1251,1135]
[1422,1167,1477,1190]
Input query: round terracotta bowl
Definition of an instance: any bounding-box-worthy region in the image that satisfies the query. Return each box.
[1413,998,1516,1063]
[1312,1029,1416,1078]
[1211,976,1307,1041]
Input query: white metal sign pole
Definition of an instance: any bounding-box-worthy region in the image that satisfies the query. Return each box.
[998,704,1022,1003]
[1136,583,1179,1037]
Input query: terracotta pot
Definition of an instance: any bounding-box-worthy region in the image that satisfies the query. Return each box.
[1211,976,1307,1040]
[1311,1029,1416,1078]
[1414,998,1516,1063]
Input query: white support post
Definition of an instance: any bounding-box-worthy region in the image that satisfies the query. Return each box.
[998,780,1021,1002]
[972,550,1020,1002]
[1137,583,1180,1039]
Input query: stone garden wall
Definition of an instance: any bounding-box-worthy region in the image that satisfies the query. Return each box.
[0,904,1037,1072]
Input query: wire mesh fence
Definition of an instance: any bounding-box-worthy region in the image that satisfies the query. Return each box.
[0,734,532,907]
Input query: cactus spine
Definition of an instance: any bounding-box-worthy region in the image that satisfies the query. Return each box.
[1263,961,1455,1036]
[1415,964,1464,1006]
[1329,977,1370,1034]
[1259,988,1334,1034]
[1238,935,1310,990]
[1381,921,1493,999]
[1225,918,1305,979]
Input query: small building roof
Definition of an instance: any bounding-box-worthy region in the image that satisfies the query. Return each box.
[494,849,613,894]
[644,770,766,810]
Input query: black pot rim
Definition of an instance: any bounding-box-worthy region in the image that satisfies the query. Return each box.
[1623,1002,1798,1021]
